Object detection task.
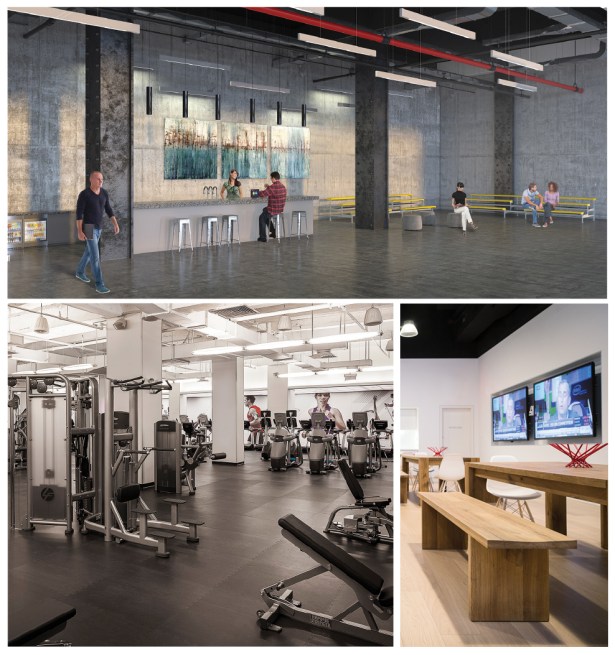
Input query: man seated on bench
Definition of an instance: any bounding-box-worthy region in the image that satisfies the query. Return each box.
[452,182,478,234]
[522,182,544,227]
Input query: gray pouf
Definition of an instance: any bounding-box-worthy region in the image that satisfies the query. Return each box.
[422,213,436,226]
[402,213,422,231]
[446,212,463,228]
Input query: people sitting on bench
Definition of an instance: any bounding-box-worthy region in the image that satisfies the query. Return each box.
[257,513,393,645]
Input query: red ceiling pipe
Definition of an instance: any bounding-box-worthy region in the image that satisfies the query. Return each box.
[247,6,583,93]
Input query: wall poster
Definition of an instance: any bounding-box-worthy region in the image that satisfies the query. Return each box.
[164,118,218,180]
[270,126,310,179]
[220,122,268,179]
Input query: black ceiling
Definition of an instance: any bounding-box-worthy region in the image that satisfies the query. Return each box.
[400,304,550,358]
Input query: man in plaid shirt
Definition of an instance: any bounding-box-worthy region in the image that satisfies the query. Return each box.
[257,171,287,241]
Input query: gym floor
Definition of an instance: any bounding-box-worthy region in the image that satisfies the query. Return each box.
[7,213,606,299]
[8,449,393,646]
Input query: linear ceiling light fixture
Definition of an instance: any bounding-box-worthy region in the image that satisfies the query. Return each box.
[291,7,326,16]
[399,8,476,40]
[229,81,290,94]
[192,345,244,356]
[276,371,316,378]
[490,50,544,72]
[160,56,227,70]
[10,7,141,33]
[62,363,94,371]
[298,33,377,57]
[245,339,306,351]
[497,79,538,93]
[308,332,380,345]
[375,70,436,88]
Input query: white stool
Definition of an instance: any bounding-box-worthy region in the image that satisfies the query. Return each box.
[171,219,193,252]
[290,210,308,239]
[270,213,285,241]
[200,216,220,247]
[220,214,240,246]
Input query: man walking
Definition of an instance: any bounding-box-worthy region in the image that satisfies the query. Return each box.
[75,171,119,293]
[257,171,287,242]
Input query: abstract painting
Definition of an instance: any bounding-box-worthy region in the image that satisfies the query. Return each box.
[270,126,310,179]
[164,118,218,180]
[220,122,268,179]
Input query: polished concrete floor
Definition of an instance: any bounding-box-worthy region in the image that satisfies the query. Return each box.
[7,213,607,299]
[8,449,393,646]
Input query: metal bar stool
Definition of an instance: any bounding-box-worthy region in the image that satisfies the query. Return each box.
[200,216,220,247]
[270,213,285,242]
[171,219,193,252]
[220,214,240,246]
[290,210,308,239]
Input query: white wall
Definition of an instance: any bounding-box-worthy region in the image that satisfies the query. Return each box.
[478,304,608,464]
[400,359,479,452]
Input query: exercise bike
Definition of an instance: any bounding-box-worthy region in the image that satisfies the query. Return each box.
[305,412,339,475]
[346,412,381,478]
[268,413,303,471]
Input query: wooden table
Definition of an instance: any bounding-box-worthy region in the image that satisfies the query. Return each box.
[401,453,479,492]
[465,461,608,549]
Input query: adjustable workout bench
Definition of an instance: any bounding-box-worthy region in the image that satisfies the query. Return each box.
[324,458,393,544]
[257,513,393,645]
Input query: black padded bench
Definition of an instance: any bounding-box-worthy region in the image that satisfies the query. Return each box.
[257,513,392,645]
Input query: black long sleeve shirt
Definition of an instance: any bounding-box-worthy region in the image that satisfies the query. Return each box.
[76,187,114,228]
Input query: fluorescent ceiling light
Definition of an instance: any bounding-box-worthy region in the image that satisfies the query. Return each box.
[277,371,316,378]
[360,366,394,372]
[62,363,94,371]
[497,79,538,93]
[400,320,418,337]
[308,331,380,345]
[291,7,325,15]
[10,7,141,33]
[317,368,359,375]
[245,340,306,351]
[192,345,244,356]
[160,56,227,70]
[318,359,372,369]
[399,8,476,40]
[316,87,355,96]
[36,367,62,374]
[229,81,290,94]
[298,33,377,57]
[375,70,436,88]
[490,50,543,72]
[233,304,332,322]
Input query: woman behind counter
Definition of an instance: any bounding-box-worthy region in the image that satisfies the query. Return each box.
[220,169,242,199]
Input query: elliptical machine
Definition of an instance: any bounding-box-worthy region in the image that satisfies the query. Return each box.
[346,412,381,478]
[305,412,337,475]
[260,411,274,460]
[269,413,303,471]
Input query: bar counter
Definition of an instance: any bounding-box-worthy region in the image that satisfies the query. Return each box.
[133,196,318,254]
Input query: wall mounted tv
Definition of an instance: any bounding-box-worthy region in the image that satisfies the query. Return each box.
[492,386,528,442]
[533,362,595,439]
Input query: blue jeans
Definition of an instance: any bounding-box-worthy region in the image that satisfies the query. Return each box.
[76,227,104,287]
[522,202,538,225]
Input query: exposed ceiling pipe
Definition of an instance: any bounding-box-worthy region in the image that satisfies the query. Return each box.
[544,40,606,66]
[248,7,583,93]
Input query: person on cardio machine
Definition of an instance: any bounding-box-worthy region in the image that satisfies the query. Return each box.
[308,392,345,430]
[244,395,263,445]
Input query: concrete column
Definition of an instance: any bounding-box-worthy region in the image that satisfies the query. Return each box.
[85,19,132,261]
[168,383,181,422]
[106,314,162,484]
[267,365,289,415]
[355,54,389,230]
[494,91,514,194]
[212,358,244,465]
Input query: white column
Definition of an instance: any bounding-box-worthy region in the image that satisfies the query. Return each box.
[267,364,289,414]
[106,314,162,484]
[212,357,244,464]
[168,383,181,422]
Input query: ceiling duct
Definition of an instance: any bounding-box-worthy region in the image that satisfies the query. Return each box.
[311,350,336,360]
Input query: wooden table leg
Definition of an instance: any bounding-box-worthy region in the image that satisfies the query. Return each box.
[421,502,467,550]
[545,492,567,535]
[402,457,410,475]
[419,459,430,492]
[465,465,488,500]
[600,504,608,550]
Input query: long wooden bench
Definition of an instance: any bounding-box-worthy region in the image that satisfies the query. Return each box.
[418,491,576,621]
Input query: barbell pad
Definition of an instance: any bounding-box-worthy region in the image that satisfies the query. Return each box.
[115,483,141,503]
[210,452,226,460]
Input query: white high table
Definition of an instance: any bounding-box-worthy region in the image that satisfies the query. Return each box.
[132,196,317,254]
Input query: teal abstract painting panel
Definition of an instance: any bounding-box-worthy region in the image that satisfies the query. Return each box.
[221,123,268,179]
[270,126,310,179]
[164,118,218,180]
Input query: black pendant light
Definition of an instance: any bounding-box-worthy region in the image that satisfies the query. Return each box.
[250,98,256,123]
[215,93,221,120]
[301,103,307,127]
[146,86,153,115]
[276,101,282,125]
[182,90,189,118]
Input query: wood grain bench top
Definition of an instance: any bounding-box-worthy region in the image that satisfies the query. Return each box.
[418,492,577,550]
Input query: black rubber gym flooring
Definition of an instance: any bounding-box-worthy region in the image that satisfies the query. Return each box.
[8,450,393,646]
[7,213,606,299]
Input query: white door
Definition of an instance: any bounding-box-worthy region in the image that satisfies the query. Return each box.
[440,406,473,453]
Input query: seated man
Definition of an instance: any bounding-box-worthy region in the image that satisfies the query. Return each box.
[451,182,477,234]
[522,182,544,227]
[257,171,287,242]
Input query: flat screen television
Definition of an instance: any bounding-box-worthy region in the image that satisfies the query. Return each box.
[492,386,528,442]
[533,362,595,439]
